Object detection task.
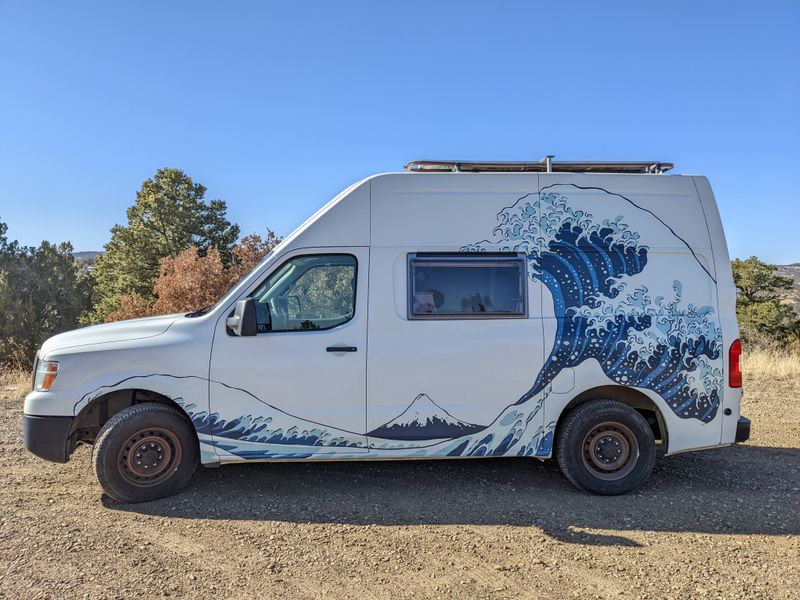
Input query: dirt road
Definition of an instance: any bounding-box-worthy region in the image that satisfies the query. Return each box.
[1,373,798,599]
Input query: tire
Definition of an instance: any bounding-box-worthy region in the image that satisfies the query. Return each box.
[92,402,199,503]
[556,399,656,495]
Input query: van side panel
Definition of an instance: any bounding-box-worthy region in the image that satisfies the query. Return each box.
[201,172,731,461]
[694,176,742,446]
[365,172,729,458]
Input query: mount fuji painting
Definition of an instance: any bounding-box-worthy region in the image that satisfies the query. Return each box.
[368,394,485,441]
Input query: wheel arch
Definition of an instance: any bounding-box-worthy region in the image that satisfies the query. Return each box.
[69,387,198,449]
[554,385,669,453]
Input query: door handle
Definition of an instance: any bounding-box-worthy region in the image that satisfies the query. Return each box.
[326,346,357,353]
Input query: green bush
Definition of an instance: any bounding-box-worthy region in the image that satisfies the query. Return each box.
[0,222,92,368]
[732,256,800,351]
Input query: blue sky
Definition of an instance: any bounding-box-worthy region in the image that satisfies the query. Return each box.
[1,1,798,263]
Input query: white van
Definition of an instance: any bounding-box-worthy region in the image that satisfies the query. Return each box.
[23,159,750,502]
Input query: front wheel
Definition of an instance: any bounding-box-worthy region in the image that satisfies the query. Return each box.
[556,399,656,495]
[92,403,199,502]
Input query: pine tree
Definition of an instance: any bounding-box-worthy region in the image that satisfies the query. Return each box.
[86,168,239,323]
[732,256,800,347]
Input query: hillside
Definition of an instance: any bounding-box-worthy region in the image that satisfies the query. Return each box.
[776,263,800,311]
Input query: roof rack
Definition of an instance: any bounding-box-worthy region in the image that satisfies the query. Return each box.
[404,156,673,175]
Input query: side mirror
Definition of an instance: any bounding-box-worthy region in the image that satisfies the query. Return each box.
[226,298,258,336]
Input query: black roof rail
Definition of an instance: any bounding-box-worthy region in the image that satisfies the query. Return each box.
[404,156,673,175]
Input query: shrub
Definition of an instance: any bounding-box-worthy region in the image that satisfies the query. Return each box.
[106,232,279,322]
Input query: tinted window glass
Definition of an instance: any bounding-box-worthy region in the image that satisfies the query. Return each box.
[408,255,527,318]
[252,254,356,332]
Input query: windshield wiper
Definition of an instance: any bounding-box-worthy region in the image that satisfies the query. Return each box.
[185,306,211,318]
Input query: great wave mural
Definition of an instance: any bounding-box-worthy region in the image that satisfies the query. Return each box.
[169,183,723,462]
[463,184,723,424]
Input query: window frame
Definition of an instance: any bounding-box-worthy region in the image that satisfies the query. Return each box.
[249,252,358,334]
[407,252,529,320]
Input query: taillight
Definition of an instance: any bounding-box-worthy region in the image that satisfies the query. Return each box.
[729,339,742,388]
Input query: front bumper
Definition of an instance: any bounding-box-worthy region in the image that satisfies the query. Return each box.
[23,414,75,463]
[735,416,751,443]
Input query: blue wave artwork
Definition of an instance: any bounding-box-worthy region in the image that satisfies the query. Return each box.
[180,400,366,449]
[463,186,722,423]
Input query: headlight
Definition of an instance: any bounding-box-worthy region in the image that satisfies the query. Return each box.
[34,361,59,392]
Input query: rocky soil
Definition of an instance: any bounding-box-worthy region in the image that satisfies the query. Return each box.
[1,373,797,599]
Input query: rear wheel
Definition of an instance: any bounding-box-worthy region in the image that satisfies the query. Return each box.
[556,399,656,495]
[92,403,199,502]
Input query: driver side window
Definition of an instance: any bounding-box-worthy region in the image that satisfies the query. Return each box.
[251,254,357,333]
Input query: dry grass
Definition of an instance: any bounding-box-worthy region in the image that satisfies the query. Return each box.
[742,347,800,379]
[0,368,31,396]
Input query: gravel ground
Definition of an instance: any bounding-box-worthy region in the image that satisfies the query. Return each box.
[1,374,798,599]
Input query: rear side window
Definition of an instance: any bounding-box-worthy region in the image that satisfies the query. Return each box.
[408,254,527,319]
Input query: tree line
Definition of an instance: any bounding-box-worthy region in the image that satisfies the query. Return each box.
[1,169,798,369]
[1,168,279,368]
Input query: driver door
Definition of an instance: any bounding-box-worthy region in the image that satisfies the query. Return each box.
[208,247,369,458]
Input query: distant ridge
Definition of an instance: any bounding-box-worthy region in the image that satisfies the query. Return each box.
[72,251,102,262]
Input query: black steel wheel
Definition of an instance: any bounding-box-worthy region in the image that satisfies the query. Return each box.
[556,399,656,495]
[118,427,182,487]
[581,421,639,481]
[93,403,198,502]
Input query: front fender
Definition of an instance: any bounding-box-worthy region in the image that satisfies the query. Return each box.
[24,389,81,417]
